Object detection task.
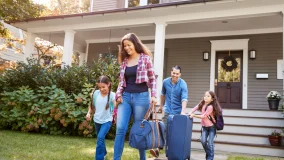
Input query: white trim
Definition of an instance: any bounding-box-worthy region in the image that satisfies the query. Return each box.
[277,60,283,79]
[154,22,167,105]
[210,39,249,109]
[85,27,281,43]
[85,42,89,63]
[124,0,128,8]
[23,3,284,33]
[62,30,76,68]
[90,0,94,12]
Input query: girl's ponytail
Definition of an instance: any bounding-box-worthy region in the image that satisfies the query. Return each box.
[105,83,112,110]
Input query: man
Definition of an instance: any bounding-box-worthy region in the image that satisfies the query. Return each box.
[150,65,188,158]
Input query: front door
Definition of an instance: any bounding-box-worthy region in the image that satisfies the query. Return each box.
[215,51,242,109]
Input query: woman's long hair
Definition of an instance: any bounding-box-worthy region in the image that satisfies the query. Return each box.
[197,91,222,117]
[118,33,152,64]
[97,76,112,110]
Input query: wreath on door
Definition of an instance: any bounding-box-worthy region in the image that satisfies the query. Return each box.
[221,55,238,72]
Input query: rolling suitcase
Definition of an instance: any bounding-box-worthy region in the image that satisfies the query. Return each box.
[166,115,193,160]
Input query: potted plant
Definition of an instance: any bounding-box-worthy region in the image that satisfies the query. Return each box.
[268,130,282,146]
[266,91,282,110]
[41,55,53,65]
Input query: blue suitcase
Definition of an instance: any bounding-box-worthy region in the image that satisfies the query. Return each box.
[166,115,193,160]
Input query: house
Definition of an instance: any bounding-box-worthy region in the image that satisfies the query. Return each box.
[9,0,284,157]
[0,22,25,67]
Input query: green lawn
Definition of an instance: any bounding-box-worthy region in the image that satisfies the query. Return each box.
[0,130,151,160]
[227,155,284,160]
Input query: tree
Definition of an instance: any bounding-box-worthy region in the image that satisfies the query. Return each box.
[42,0,90,16]
[0,0,44,22]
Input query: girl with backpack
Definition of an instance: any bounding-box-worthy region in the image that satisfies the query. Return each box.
[86,75,116,160]
[189,91,222,160]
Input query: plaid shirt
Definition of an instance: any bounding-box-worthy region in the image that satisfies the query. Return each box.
[115,53,157,99]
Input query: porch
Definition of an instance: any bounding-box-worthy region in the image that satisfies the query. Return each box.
[9,0,284,157]
[10,0,284,110]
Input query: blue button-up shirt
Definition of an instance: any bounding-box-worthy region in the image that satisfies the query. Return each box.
[162,77,188,115]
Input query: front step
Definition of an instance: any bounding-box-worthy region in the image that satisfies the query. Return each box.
[155,108,284,157]
[192,130,284,145]
[191,139,284,157]
[193,115,283,127]
[192,122,283,136]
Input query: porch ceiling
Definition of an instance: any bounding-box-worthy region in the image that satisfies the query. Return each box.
[46,14,281,44]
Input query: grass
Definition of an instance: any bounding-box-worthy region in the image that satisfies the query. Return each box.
[0,130,156,160]
[227,155,283,160]
[228,156,265,160]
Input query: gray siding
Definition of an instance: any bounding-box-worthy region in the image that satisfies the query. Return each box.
[92,0,118,11]
[165,38,211,108]
[247,33,283,109]
[164,33,283,109]
[87,33,283,110]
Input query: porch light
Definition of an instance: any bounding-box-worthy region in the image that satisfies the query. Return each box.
[203,52,209,61]
[250,50,256,60]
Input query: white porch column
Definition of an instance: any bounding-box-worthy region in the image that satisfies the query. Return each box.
[282,11,284,98]
[154,22,167,105]
[62,30,76,68]
[23,32,36,63]
[79,53,86,66]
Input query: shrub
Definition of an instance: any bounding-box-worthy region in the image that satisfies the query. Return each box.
[0,53,121,138]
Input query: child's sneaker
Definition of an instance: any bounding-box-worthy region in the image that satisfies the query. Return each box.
[149,148,159,158]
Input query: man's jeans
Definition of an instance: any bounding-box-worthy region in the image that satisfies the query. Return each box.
[113,92,150,160]
[94,121,112,160]
[161,112,170,143]
[201,126,216,160]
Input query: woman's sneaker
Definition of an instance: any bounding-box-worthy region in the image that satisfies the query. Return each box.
[149,148,159,158]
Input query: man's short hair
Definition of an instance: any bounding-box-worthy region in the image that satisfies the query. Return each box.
[172,65,181,73]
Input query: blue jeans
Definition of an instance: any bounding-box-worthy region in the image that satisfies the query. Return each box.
[94,121,112,160]
[201,126,216,160]
[113,92,150,160]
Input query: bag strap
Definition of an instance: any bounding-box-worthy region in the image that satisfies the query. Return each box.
[141,103,162,149]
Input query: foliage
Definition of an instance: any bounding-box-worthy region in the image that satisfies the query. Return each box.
[266,91,282,100]
[0,54,120,137]
[128,0,159,7]
[0,84,98,137]
[42,0,90,16]
[270,130,282,136]
[89,54,120,91]
[0,0,44,22]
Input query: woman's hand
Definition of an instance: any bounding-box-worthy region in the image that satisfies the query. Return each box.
[116,97,123,105]
[86,113,91,121]
[150,97,157,105]
[190,113,195,119]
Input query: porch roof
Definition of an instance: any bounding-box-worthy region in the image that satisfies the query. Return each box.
[8,0,284,53]
[8,0,220,24]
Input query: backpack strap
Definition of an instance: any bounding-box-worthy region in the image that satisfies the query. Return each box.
[205,105,215,124]
[205,105,217,137]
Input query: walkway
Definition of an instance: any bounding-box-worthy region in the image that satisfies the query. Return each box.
[147,149,284,160]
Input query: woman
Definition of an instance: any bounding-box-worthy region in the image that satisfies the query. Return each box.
[113,33,157,160]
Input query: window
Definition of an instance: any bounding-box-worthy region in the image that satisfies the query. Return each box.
[126,0,160,8]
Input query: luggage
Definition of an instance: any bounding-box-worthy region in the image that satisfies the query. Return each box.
[129,104,165,150]
[166,115,193,160]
